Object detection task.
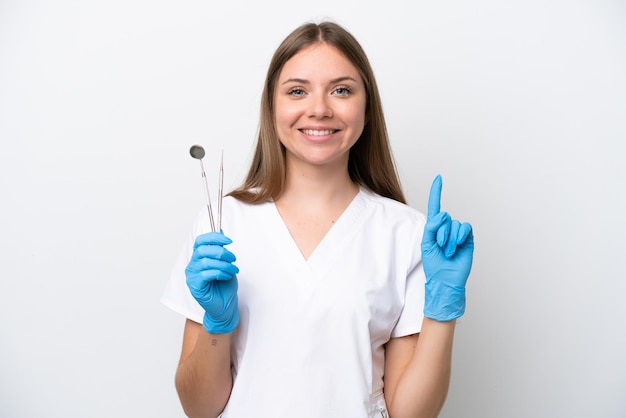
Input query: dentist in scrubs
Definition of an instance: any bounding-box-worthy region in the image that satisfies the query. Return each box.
[162,20,474,418]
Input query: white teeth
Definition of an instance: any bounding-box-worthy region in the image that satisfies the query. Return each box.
[302,129,335,136]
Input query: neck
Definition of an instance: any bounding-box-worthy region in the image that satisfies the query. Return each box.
[275,158,359,206]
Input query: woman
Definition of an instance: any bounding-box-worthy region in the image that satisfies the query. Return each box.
[162,20,474,418]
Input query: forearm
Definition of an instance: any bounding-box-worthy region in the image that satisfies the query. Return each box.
[388,318,456,418]
[175,331,233,418]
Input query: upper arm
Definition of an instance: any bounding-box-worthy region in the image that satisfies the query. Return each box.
[384,333,419,406]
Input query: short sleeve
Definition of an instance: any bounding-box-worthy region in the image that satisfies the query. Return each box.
[390,220,426,338]
[160,211,207,324]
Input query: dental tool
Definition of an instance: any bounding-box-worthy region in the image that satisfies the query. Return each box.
[189,145,223,232]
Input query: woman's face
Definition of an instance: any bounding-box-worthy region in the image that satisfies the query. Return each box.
[274,42,367,171]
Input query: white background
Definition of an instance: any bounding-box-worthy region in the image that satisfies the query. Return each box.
[1,1,625,417]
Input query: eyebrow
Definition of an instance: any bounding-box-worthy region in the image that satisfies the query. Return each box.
[281,76,359,85]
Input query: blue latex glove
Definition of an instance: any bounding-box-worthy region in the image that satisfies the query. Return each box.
[185,231,240,334]
[421,175,474,321]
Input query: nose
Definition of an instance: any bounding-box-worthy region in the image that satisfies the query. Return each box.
[308,94,333,119]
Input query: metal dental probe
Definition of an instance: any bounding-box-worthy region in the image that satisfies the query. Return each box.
[218,148,223,232]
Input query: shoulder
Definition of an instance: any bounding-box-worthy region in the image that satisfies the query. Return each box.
[218,194,275,231]
[359,187,426,227]
[188,194,271,235]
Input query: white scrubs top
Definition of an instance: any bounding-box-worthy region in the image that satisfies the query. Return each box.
[161,188,427,417]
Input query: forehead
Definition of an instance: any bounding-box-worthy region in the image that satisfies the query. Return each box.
[278,42,361,81]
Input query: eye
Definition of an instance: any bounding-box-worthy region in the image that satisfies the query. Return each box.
[287,88,306,97]
[333,86,352,96]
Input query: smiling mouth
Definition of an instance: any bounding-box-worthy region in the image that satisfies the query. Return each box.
[301,129,337,136]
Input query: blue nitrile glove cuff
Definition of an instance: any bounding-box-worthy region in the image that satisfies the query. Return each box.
[203,308,240,334]
[424,280,466,322]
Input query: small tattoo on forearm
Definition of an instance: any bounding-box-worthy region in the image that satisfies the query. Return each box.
[211,339,218,347]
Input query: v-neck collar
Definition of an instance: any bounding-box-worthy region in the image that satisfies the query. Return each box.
[261,187,370,278]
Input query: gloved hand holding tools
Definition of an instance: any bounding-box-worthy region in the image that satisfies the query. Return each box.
[185,231,240,333]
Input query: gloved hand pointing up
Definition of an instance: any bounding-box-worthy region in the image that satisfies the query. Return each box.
[421,175,474,321]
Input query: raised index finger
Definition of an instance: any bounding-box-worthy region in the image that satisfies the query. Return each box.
[427,174,443,219]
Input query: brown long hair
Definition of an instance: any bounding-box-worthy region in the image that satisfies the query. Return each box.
[229,21,406,204]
